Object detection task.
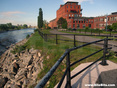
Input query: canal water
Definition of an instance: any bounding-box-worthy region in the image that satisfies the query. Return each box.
[0,28,35,55]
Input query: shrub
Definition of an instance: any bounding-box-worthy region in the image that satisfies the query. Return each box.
[26,34,30,39]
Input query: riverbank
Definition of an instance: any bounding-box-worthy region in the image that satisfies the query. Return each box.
[0,33,44,88]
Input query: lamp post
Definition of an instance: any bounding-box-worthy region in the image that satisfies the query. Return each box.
[105,14,108,32]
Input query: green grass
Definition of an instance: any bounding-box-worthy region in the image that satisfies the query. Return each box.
[11,29,117,88]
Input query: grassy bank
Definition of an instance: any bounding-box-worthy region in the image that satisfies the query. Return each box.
[12,29,117,88]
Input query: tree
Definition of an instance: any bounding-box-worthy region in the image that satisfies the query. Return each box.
[7,23,12,29]
[38,8,43,29]
[112,22,117,31]
[107,25,113,31]
[23,24,28,28]
[57,17,67,29]
[43,20,49,29]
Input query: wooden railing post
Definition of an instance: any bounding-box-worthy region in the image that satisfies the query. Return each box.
[66,50,71,88]
[91,30,92,35]
[99,30,100,35]
[110,31,111,36]
[74,35,76,47]
[56,34,58,44]
[100,37,108,65]
[45,34,47,42]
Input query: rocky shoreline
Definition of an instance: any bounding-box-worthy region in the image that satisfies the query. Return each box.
[0,37,43,88]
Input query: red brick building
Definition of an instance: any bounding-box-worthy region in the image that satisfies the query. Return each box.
[94,12,117,29]
[48,1,117,30]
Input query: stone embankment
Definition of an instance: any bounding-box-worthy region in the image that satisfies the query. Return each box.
[0,38,43,88]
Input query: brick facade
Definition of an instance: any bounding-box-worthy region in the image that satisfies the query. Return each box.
[48,1,117,29]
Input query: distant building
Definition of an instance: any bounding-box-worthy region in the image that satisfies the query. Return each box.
[94,12,117,29]
[48,1,117,30]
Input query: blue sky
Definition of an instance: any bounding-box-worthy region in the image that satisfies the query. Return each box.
[0,0,117,26]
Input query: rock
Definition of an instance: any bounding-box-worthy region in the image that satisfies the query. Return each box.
[0,77,8,88]
[22,55,33,66]
[14,85,21,88]
[13,62,19,71]
[0,47,43,88]
[38,52,41,57]
[47,56,49,59]
[30,49,38,55]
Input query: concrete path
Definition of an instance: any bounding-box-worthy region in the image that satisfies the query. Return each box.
[50,30,117,52]
[54,60,117,88]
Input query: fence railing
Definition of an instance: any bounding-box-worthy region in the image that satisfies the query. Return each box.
[38,30,117,47]
[35,31,112,88]
[62,29,117,37]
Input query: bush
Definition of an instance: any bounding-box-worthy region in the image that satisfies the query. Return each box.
[67,28,72,31]
[26,34,30,39]
[34,29,38,32]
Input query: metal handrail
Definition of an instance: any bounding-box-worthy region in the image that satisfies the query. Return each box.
[35,30,112,88]
[35,38,110,88]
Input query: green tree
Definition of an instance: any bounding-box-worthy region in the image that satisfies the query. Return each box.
[43,20,48,29]
[38,8,43,29]
[23,24,28,28]
[107,25,113,31]
[57,17,67,29]
[112,22,117,31]
[7,23,12,29]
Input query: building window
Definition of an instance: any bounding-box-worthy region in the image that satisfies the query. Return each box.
[73,24,75,28]
[71,6,72,8]
[79,21,80,23]
[77,24,80,28]
[73,21,75,23]
[88,24,91,28]
[69,14,70,17]
[74,6,76,8]
[78,10,79,13]
[74,14,77,17]
[83,24,85,28]
[67,6,68,8]
[67,10,68,12]
[72,14,74,17]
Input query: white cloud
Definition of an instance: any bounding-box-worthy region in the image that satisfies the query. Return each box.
[0,11,27,25]
[63,0,93,3]
[0,11,25,17]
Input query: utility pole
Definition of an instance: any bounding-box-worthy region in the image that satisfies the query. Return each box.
[106,14,108,32]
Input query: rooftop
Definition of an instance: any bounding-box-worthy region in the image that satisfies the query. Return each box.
[65,1,79,5]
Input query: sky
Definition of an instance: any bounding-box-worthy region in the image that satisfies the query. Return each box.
[0,0,117,26]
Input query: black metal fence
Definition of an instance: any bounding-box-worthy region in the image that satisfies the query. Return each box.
[38,30,117,47]
[35,30,112,88]
[63,29,117,37]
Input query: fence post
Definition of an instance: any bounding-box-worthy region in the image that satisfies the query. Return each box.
[66,50,71,88]
[99,30,100,35]
[74,35,76,47]
[110,31,111,36]
[100,37,108,65]
[56,34,58,44]
[91,30,92,35]
[45,34,47,42]
[85,29,86,34]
